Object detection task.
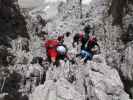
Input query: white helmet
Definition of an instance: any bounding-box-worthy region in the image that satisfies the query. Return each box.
[57,46,66,55]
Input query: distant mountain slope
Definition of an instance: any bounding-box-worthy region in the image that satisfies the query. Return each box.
[18,0,44,8]
[18,0,92,8]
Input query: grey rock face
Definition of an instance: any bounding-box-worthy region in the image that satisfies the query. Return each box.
[30,55,129,100]
[0,0,132,100]
[102,0,133,98]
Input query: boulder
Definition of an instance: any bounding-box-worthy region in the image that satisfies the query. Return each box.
[30,78,84,100]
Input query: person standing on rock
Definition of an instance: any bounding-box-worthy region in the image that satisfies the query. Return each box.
[45,36,59,65]
[45,33,71,66]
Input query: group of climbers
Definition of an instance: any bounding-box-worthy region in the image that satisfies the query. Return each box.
[44,25,100,65]
[33,15,100,65]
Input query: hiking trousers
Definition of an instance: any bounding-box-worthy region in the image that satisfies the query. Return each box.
[80,50,93,62]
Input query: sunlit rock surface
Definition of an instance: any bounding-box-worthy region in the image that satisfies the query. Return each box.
[0,0,133,100]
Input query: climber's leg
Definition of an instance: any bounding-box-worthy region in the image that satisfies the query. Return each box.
[80,50,87,63]
[80,50,86,59]
[84,51,93,63]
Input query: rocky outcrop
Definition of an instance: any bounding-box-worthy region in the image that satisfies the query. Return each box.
[0,0,29,47]
[30,55,129,100]
[0,0,133,100]
[30,78,83,100]
[119,42,133,98]
[0,0,30,67]
[91,0,133,98]
[0,0,31,99]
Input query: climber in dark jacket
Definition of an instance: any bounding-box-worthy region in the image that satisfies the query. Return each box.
[79,35,100,63]
[72,25,92,48]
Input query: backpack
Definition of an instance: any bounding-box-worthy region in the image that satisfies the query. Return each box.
[84,36,97,49]
[56,45,67,55]
[88,36,97,47]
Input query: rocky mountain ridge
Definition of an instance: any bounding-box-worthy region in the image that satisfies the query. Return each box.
[0,0,133,100]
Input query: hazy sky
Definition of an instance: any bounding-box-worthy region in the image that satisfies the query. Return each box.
[18,0,44,8]
[18,0,92,8]
[82,0,92,4]
[45,0,66,2]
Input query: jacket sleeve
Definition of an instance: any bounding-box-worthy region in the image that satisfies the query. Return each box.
[95,43,100,53]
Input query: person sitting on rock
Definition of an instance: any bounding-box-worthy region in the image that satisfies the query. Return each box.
[78,35,100,63]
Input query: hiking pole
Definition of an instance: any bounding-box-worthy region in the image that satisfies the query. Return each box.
[1,77,6,93]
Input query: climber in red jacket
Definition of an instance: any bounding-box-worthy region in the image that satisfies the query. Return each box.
[45,39,59,65]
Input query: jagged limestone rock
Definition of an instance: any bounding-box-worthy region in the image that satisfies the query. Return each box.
[0,0,133,99]
[30,55,129,100]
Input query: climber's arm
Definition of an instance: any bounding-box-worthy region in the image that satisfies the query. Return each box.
[91,43,100,54]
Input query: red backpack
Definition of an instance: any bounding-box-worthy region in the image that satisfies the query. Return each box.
[87,36,97,48]
[79,32,84,41]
